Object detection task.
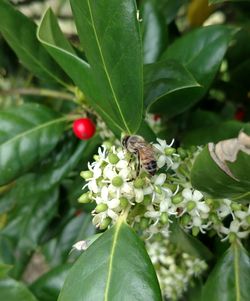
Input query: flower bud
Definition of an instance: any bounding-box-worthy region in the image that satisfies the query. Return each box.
[172,195,183,204]
[230,203,241,211]
[187,200,196,211]
[95,203,108,213]
[103,141,112,150]
[112,176,123,187]
[229,232,237,243]
[143,195,151,206]
[164,147,176,156]
[209,213,219,225]
[99,217,112,230]
[78,193,92,203]
[140,217,149,230]
[177,147,187,159]
[80,170,93,180]
[108,153,119,164]
[192,226,200,236]
[134,177,145,189]
[120,197,129,209]
[181,214,191,226]
[160,212,169,224]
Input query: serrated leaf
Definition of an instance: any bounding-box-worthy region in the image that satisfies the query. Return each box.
[0,0,70,86]
[30,264,71,301]
[58,221,162,301]
[144,59,200,112]
[202,243,250,301]
[0,278,38,301]
[140,0,168,64]
[0,103,66,185]
[159,25,234,117]
[69,0,143,134]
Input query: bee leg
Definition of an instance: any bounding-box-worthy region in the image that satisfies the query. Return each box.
[136,153,141,177]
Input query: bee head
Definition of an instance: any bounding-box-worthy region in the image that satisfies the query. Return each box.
[121,135,130,149]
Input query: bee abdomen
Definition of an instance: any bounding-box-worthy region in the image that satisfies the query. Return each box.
[143,160,157,175]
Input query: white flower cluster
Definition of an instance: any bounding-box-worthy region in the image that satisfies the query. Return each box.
[146,237,207,301]
[79,139,178,230]
[79,138,250,242]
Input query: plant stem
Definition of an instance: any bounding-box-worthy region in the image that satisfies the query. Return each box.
[1,88,75,101]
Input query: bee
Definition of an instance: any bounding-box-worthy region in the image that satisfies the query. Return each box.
[122,135,157,176]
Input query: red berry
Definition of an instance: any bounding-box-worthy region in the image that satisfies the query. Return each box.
[234,108,245,121]
[73,118,96,140]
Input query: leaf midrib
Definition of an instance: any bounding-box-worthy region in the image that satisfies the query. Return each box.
[86,0,131,134]
[0,116,67,149]
[104,220,123,301]
[233,243,241,301]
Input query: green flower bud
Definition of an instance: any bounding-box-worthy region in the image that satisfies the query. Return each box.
[229,232,237,243]
[181,214,191,226]
[205,198,213,206]
[231,203,241,211]
[93,155,99,161]
[80,170,93,180]
[78,193,92,203]
[192,226,200,236]
[99,217,112,230]
[210,213,220,225]
[95,203,108,213]
[112,176,123,187]
[108,153,119,164]
[177,147,187,159]
[187,200,196,211]
[120,197,129,209]
[172,195,183,204]
[140,217,149,230]
[103,141,112,150]
[164,147,176,156]
[143,195,151,206]
[134,177,145,189]
[162,183,177,192]
[160,212,169,224]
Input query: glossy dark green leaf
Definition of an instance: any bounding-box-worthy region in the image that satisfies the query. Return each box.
[43,213,95,267]
[202,243,250,301]
[0,103,66,185]
[0,0,70,86]
[58,221,162,301]
[144,59,200,111]
[0,262,12,279]
[140,0,168,64]
[170,221,213,260]
[70,0,143,134]
[30,264,71,301]
[158,25,234,117]
[0,278,38,301]
[0,139,88,277]
[183,120,250,146]
[156,0,188,24]
[191,141,250,200]
[209,0,250,3]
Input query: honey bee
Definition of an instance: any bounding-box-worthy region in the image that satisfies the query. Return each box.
[122,135,157,176]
